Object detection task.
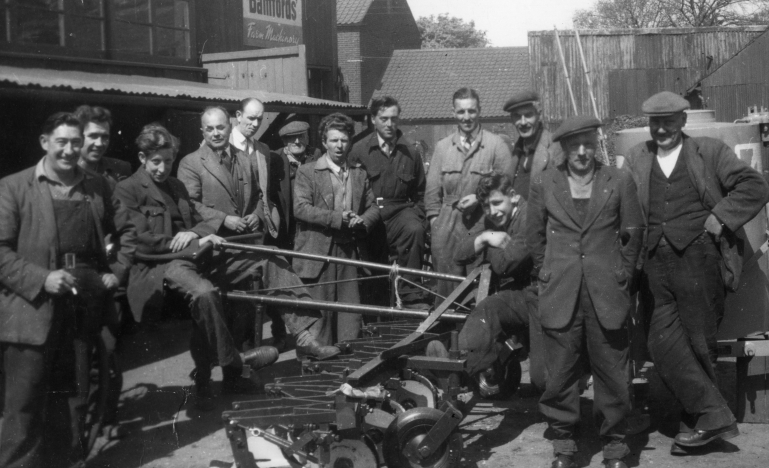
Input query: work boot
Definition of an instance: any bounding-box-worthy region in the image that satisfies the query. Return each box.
[242,346,279,371]
[296,339,341,360]
[551,454,576,468]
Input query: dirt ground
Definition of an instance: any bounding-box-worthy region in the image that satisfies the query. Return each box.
[85,319,769,468]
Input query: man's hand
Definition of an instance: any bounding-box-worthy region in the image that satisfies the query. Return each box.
[200,234,225,247]
[484,231,511,249]
[224,215,248,233]
[348,214,365,228]
[704,213,724,240]
[457,194,478,213]
[44,270,77,296]
[101,273,119,291]
[169,231,199,252]
[242,214,260,231]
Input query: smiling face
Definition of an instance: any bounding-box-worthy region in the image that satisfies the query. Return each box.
[323,128,351,167]
[372,105,399,141]
[40,124,83,175]
[236,100,264,139]
[80,121,111,165]
[201,108,231,151]
[562,131,598,176]
[649,112,687,151]
[283,132,309,156]
[140,147,176,184]
[483,189,519,229]
[453,98,481,134]
[510,104,541,140]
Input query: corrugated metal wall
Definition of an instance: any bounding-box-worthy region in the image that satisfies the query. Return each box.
[528,27,766,125]
[701,29,769,122]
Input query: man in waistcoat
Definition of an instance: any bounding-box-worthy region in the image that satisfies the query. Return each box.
[623,91,769,454]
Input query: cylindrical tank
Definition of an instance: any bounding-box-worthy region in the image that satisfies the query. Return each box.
[613,110,769,339]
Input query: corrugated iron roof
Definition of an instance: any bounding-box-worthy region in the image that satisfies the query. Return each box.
[0,65,363,111]
[337,0,373,25]
[371,47,530,120]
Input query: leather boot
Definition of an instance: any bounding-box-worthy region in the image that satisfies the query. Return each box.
[242,346,279,370]
[296,339,341,360]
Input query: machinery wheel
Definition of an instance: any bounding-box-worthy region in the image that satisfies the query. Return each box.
[329,439,378,468]
[476,359,522,400]
[382,407,462,468]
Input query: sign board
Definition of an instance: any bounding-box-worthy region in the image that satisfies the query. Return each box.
[243,0,303,48]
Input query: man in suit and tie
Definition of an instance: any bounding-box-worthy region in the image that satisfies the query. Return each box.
[177,107,340,383]
[229,97,286,348]
[527,116,644,468]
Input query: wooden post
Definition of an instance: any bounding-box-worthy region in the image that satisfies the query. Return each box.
[573,27,611,165]
[554,27,579,116]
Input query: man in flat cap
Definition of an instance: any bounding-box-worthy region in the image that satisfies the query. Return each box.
[350,96,427,305]
[527,116,643,468]
[503,91,563,200]
[623,91,769,453]
[270,116,322,250]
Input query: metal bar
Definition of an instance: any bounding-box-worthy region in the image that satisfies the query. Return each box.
[220,242,466,283]
[554,27,579,115]
[573,27,610,164]
[717,339,769,358]
[224,292,468,322]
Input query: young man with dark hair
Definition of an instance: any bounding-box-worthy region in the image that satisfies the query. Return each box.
[349,96,427,305]
[73,105,132,188]
[0,112,132,468]
[293,113,381,346]
[452,172,545,396]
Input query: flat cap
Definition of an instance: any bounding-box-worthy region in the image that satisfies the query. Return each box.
[641,91,690,116]
[503,90,540,113]
[278,118,310,137]
[552,115,602,142]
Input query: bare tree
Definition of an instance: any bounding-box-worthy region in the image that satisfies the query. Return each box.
[574,0,769,28]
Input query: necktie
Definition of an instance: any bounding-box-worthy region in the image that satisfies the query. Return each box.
[220,150,232,173]
[464,136,473,150]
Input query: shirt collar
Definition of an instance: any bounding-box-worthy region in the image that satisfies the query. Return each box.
[230,126,248,152]
[376,133,395,154]
[459,126,481,145]
[324,154,348,175]
[657,141,683,159]
[284,147,303,166]
[36,157,85,186]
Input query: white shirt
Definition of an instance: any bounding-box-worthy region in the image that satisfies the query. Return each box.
[324,154,348,175]
[377,133,394,156]
[656,141,683,178]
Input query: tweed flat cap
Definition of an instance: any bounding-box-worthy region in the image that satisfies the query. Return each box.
[552,115,602,142]
[278,119,310,137]
[503,90,540,113]
[641,91,690,116]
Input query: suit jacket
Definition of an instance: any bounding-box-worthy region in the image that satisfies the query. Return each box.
[269,146,322,246]
[511,127,563,181]
[624,134,769,290]
[177,143,260,237]
[0,163,131,345]
[80,156,133,190]
[527,163,644,330]
[230,127,280,238]
[114,169,216,321]
[292,156,381,279]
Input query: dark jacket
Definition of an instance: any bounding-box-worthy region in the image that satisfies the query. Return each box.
[455,200,532,289]
[292,156,381,279]
[526,163,644,330]
[80,156,133,189]
[177,143,261,237]
[624,134,769,290]
[0,164,131,344]
[114,169,216,321]
[269,146,322,246]
[510,127,563,192]
[349,130,426,221]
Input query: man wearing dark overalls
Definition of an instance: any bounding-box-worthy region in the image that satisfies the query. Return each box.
[0,112,132,468]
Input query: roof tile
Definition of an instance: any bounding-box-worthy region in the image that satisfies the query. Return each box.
[337,0,374,25]
[372,47,531,120]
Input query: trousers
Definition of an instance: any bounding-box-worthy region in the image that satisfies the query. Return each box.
[539,278,630,460]
[642,240,734,431]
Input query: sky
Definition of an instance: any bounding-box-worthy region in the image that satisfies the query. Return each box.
[407,0,598,47]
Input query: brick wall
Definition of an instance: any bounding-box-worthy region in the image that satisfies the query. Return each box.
[337,28,362,105]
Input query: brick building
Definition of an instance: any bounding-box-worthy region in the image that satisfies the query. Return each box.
[337,0,421,105]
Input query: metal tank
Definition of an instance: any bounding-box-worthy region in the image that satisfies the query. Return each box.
[613,110,769,340]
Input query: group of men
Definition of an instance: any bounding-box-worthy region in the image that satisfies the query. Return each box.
[1,83,767,468]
